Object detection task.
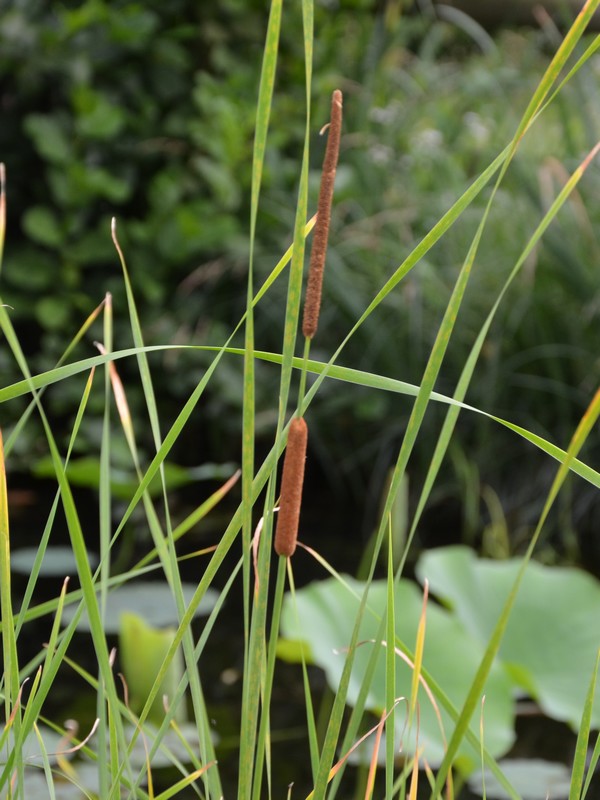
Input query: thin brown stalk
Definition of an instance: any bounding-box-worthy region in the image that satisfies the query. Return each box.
[274,417,308,558]
[302,89,343,339]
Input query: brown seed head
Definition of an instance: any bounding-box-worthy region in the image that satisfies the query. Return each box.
[302,89,343,339]
[274,417,308,558]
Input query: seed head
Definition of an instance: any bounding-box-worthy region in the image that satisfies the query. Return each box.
[274,417,309,558]
[302,89,343,339]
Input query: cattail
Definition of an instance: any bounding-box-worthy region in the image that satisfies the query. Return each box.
[274,417,308,558]
[302,89,343,339]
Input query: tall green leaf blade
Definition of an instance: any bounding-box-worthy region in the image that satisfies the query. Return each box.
[569,650,600,800]
[238,1,283,797]
[431,384,600,796]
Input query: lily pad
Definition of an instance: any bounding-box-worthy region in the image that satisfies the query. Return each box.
[10,546,99,577]
[0,726,90,798]
[32,456,236,500]
[468,759,572,800]
[279,576,515,771]
[0,722,206,796]
[416,546,600,727]
[115,721,205,770]
[61,582,218,633]
[0,771,87,800]
[0,725,64,766]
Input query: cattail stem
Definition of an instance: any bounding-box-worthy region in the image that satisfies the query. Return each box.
[302,89,343,340]
[274,417,308,558]
[297,337,311,411]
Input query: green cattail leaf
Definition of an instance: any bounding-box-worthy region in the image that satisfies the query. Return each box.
[569,649,600,800]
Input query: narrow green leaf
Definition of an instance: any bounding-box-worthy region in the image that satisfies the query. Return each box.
[569,650,600,800]
[431,386,600,795]
[238,2,283,797]
[385,525,396,799]
[405,139,600,609]
[0,431,18,710]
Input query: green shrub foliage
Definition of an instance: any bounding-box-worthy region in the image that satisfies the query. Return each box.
[2,2,599,549]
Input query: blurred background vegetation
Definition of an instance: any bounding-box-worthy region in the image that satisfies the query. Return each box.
[2,0,600,567]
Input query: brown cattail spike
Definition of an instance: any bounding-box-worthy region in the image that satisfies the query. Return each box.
[302,89,343,339]
[274,417,309,558]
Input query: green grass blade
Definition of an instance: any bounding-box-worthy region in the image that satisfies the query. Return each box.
[249,2,315,793]
[582,732,600,799]
[405,140,600,584]
[0,428,23,796]
[251,558,288,800]
[41,578,69,687]
[32,722,57,800]
[3,298,106,461]
[287,563,320,780]
[154,767,215,800]
[109,227,177,575]
[0,306,130,797]
[238,1,283,796]
[378,0,600,593]
[97,295,113,799]
[431,386,600,796]
[385,526,397,799]
[277,0,313,424]
[510,0,600,149]
[569,649,600,800]
[14,367,96,644]
[4,342,600,492]
[0,431,18,712]
[110,222,164,466]
[113,220,226,796]
[311,528,389,799]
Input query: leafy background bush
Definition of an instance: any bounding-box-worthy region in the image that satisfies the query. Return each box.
[2,0,600,561]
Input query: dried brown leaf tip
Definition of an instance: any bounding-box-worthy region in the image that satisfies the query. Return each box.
[274,417,309,558]
[302,89,343,340]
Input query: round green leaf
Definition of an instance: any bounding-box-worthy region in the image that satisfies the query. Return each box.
[468,759,571,800]
[416,546,600,727]
[22,206,63,248]
[280,575,514,771]
[34,296,71,331]
[10,546,98,576]
[61,582,218,632]
[24,114,71,164]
